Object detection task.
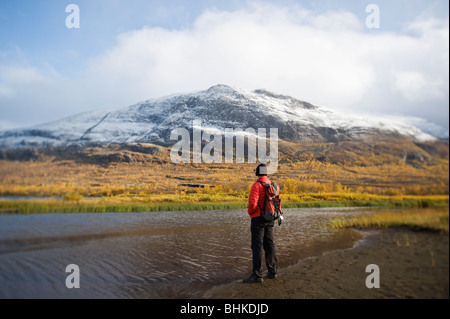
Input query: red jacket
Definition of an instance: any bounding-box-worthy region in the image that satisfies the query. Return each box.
[248,176,281,218]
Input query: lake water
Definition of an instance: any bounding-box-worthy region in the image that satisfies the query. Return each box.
[0,207,372,299]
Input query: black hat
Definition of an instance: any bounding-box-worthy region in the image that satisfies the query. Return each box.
[255,164,268,176]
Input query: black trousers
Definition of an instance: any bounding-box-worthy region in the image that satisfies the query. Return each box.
[251,217,278,278]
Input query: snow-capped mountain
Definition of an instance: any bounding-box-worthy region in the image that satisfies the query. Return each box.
[0,84,445,149]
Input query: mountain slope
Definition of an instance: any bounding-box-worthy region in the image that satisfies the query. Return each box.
[0,84,442,149]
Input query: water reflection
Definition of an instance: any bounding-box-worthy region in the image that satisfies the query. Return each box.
[0,208,370,298]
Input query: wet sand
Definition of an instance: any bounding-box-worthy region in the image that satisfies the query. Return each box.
[204,230,449,299]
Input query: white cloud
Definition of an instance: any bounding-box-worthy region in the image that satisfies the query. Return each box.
[0,120,18,131]
[0,2,448,129]
[393,71,444,101]
[0,84,14,99]
[83,4,378,108]
[0,65,83,127]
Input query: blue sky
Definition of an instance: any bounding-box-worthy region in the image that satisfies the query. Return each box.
[0,0,449,132]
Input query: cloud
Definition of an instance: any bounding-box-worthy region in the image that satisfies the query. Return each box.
[393,71,444,101]
[84,4,377,108]
[0,64,83,127]
[0,2,448,129]
[0,83,14,99]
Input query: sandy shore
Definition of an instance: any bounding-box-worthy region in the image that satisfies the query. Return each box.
[204,229,449,299]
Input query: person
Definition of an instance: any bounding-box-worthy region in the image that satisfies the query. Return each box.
[243,163,280,283]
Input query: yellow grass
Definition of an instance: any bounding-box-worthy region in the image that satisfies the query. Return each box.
[329,208,449,232]
[0,157,448,197]
[0,192,447,214]
[0,143,448,214]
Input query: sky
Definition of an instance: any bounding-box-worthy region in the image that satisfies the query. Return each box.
[0,0,449,132]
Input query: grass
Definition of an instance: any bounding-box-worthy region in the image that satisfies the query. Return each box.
[0,193,248,214]
[329,208,449,233]
[0,193,448,214]
[283,193,449,208]
[0,141,447,216]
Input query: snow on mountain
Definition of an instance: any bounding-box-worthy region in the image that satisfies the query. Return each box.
[401,117,449,140]
[0,84,444,149]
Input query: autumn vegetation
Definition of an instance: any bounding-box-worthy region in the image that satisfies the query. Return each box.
[329,208,449,233]
[0,140,448,213]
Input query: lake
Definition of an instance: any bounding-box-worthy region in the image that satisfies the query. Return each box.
[0,207,372,299]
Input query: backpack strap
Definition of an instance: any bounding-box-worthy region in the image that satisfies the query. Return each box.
[256,181,266,215]
[271,182,279,197]
[259,181,278,198]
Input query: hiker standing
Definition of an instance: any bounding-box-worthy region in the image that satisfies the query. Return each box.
[243,163,281,283]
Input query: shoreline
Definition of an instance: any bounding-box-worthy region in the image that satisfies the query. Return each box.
[204,229,449,299]
[0,195,448,214]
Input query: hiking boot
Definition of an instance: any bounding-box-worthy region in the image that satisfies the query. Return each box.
[243,274,264,284]
[266,272,278,279]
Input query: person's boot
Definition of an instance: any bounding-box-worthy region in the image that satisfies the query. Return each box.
[243,274,264,283]
[266,272,278,279]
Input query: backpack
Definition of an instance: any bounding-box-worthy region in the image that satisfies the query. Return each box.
[257,181,282,222]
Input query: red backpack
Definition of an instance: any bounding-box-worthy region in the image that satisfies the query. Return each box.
[257,181,282,222]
